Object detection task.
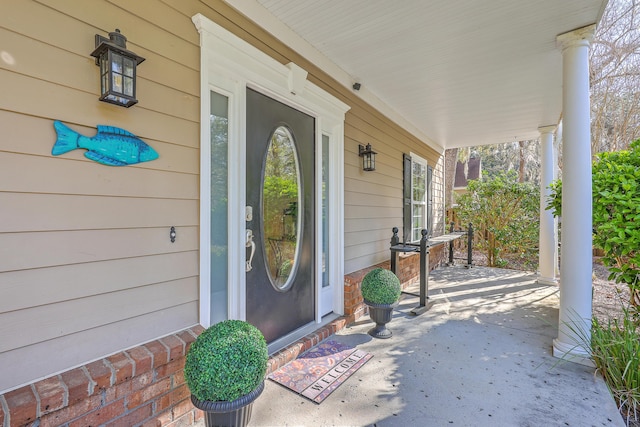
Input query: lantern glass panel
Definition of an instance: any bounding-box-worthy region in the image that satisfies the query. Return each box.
[101,73,108,96]
[123,57,134,77]
[112,73,123,94]
[363,153,375,171]
[124,76,133,97]
[100,52,108,74]
[111,52,123,73]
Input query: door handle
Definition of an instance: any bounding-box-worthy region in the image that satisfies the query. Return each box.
[246,229,256,272]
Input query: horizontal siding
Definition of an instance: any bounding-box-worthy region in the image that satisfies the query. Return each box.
[343,105,440,273]
[0,0,207,392]
[35,0,201,70]
[0,277,198,353]
[345,177,400,199]
[2,193,197,232]
[0,28,199,124]
[0,302,197,393]
[2,252,198,313]
[343,191,399,209]
[345,227,396,248]
[339,92,441,273]
[0,69,199,147]
[344,218,400,234]
[0,151,198,198]
[0,227,198,272]
[1,111,199,173]
[345,205,400,220]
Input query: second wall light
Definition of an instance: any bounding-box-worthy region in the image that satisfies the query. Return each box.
[358,143,377,171]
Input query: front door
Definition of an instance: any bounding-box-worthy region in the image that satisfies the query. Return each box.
[245,88,315,344]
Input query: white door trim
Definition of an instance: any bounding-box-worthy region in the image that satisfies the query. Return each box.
[192,14,349,327]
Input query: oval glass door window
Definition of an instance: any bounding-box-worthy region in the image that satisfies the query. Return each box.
[262,126,301,291]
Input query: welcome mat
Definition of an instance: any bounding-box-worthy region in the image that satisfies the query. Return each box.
[268,340,373,403]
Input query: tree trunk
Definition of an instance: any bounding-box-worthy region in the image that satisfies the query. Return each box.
[518,140,525,183]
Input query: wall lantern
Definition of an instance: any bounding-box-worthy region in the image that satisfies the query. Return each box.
[90,29,145,108]
[358,143,377,171]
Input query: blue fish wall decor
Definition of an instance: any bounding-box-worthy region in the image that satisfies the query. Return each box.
[52,120,159,166]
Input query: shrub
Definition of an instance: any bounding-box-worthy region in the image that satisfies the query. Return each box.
[361,268,401,305]
[456,171,539,268]
[184,320,268,402]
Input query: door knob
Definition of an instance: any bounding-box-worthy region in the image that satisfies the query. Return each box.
[246,229,256,272]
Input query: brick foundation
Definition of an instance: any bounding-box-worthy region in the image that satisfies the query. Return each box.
[1,249,444,427]
[0,327,206,427]
[0,320,355,427]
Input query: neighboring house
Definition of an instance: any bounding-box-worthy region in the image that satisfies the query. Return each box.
[453,157,482,198]
[0,1,605,426]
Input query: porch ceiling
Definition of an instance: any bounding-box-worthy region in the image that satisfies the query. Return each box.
[244,0,607,149]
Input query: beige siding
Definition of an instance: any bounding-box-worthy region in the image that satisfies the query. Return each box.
[0,303,197,393]
[0,0,203,392]
[342,108,442,273]
[2,252,198,313]
[0,0,443,391]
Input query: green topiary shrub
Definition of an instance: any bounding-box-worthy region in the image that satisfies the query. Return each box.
[184,320,268,402]
[361,268,401,305]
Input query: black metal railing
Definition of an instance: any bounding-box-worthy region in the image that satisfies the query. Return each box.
[389,224,473,313]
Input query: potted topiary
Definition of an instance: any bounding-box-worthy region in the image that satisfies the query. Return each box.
[361,268,402,339]
[184,319,268,427]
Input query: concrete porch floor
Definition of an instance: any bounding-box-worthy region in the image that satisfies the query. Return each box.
[210,266,625,426]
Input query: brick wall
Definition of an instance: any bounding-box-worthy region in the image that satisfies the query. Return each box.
[0,326,205,427]
[0,319,356,427]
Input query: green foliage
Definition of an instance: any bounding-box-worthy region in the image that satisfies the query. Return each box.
[184,320,268,402]
[591,309,640,422]
[592,141,640,307]
[545,179,562,217]
[565,303,640,424]
[278,259,293,278]
[361,268,401,305]
[262,131,299,284]
[547,140,640,307]
[455,171,540,268]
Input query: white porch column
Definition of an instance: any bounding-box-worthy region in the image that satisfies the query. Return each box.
[537,125,557,285]
[554,25,595,364]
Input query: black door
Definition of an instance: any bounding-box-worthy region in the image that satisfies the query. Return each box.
[245,88,315,344]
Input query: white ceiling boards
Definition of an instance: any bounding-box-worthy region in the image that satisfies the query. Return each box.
[229,0,607,148]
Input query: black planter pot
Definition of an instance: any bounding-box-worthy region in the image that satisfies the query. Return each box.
[364,300,399,339]
[191,381,265,427]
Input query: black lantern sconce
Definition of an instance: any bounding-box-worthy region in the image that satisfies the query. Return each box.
[358,143,377,171]
[90,29,145,108]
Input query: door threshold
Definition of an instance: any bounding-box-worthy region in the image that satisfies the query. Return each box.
[266,313,347,373]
